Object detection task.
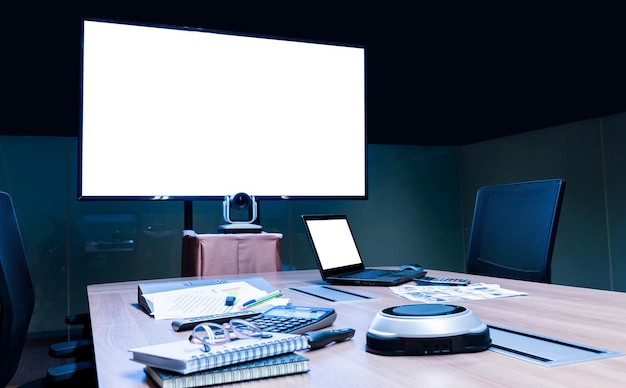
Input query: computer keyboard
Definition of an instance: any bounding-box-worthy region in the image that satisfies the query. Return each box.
[341,269,390,279]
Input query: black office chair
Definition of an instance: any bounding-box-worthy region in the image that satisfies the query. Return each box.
[0,192,94,387]
[466,179,566,283]
[0,192,37,387]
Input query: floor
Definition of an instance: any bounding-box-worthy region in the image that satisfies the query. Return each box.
[7,336,75,388]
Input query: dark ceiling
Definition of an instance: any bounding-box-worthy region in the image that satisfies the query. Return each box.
[4,3,626,146]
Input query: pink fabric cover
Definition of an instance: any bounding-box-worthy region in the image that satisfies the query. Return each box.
[182,233,282,276]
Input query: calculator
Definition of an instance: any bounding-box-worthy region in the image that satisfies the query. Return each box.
[172,309,262,332]
[413,276,471,286]
[171,305,337,333]
[246,306,337,334]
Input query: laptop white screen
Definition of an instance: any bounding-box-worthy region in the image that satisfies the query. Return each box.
[305,218,362,269]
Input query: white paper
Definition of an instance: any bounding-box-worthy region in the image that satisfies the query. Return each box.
[143,281,283,320]
[388,283,527,303]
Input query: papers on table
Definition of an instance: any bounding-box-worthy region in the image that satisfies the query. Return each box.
[389,283,527,303]
[142,281,289,320]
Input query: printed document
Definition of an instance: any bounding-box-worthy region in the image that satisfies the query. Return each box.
[389,283,527,303]
[142,281,286,320]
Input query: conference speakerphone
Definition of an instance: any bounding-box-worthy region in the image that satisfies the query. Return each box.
[366,304,491,356]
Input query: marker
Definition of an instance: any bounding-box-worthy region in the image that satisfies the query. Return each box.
[240,290,283,310]
[224,290,238,306]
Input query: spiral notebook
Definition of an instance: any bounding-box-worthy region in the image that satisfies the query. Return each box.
[145,353,310,388]
[129,332,310,374]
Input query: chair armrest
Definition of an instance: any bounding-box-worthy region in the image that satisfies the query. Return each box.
[49,339,93,358]
[47,360,94,384]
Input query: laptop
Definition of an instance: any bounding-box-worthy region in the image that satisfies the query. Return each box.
[301,214,425,286]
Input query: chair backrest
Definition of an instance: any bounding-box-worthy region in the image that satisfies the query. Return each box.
[466,179,565,283]
[0,192,35,387]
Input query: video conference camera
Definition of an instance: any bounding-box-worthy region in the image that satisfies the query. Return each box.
[218,192,263,234]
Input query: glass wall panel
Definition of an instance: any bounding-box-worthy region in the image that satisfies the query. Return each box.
[1,136,464,334]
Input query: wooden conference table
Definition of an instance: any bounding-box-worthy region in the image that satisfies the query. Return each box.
[87,269,626,387]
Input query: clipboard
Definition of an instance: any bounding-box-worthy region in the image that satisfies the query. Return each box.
[138,277,275,315]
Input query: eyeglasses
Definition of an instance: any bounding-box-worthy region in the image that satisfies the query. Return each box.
[189,318,272,352]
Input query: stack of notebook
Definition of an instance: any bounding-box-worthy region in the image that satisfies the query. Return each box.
[129,332,310,387]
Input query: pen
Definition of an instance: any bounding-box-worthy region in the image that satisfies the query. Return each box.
[240,290,283,310]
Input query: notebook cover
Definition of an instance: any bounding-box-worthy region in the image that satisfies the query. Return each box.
[145,353,309,387]
[130,332,310,374]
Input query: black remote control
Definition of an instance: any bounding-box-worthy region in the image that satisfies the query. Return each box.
[304,328,355,350]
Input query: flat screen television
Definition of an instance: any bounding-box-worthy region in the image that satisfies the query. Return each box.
[79,18,367,201]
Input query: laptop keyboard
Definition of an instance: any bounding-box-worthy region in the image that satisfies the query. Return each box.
[341,269,390,279]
